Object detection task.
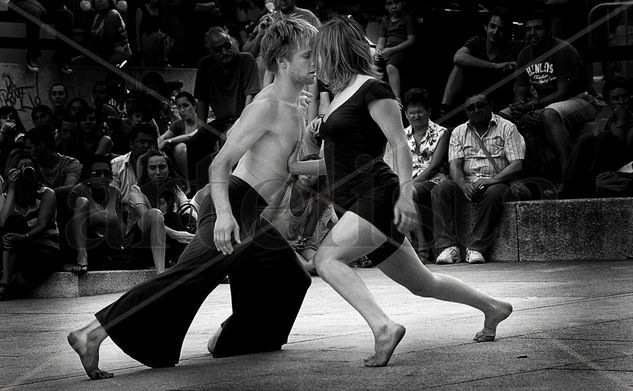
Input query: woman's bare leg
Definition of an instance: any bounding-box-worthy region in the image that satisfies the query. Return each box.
[314,212,405,367]
[73,197,90,267]
[139,208,166,274]
[377,239,512,342]
[67,319,113,380]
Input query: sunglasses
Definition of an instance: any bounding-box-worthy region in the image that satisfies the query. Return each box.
[213,41,232,54]
[465,102,489,112]
[148,164,168,171]
[90,169,112,178]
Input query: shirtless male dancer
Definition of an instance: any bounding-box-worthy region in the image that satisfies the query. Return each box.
[68,17,320,380]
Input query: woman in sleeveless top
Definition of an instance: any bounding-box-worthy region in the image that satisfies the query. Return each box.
[310,17,513,367]
[0,152,60,300]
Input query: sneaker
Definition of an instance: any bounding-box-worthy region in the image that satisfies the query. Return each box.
[26,58,39,72]
[436,246,461,264]
[53,54,73,75]
[466,249,486,264]
[415,247,431,263]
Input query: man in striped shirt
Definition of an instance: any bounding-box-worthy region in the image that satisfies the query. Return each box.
[431,94,525,264]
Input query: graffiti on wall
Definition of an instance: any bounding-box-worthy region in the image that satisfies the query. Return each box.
[0,73,42,112]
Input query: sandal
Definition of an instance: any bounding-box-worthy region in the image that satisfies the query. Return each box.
[0,283,9,301]
[70,264,88,276]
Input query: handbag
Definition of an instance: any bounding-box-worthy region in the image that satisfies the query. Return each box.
[469,129,532,199]
[175,202,198,234]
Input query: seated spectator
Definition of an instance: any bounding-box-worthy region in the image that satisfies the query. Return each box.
[24,125,83,261]
[0,106,26,171]
[192,26,260,192]
[563,77,633,197]
[11,0,73,74]
[49,82,69,131]
[158,91,201,187]
[0,152,60,300]
[499,10,598,184]
[242,11,282,85]
[55,115,82,157]
[135,0,171,66]
[65,97,91,124]
[92,80,120,122]
[383,88,449,262]
[74,106,114,163]
[87,0,132,66]
[134,150,195,268]
[440,8,527,119]
[31,105,54,128]
[69,156,126,274]
[183,0,228,66]
[432,94,525,265]
[373,0,416,101]
[110,122,159,226]
[140,71,182,134]
[262,154,336,275]
[110,100,154,155]
[272,0,319,27]
[23,125,82,193]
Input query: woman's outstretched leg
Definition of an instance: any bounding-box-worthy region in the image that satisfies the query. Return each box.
[67,319,112,380]
[314,212,405,367]
[377,238,512,342]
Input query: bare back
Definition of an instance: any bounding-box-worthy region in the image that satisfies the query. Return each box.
[232,84,304,204]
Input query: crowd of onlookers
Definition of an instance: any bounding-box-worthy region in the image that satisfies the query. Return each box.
[1,0,632,300]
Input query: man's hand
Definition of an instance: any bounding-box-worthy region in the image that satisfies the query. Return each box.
[213,212,241,254]
[393,193,417,234]
[496,61,516,72]
[458,180,479,201]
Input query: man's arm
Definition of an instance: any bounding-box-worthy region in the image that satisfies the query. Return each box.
[209,102,273,254]
[449,158,478,201]
[454,46,514,70]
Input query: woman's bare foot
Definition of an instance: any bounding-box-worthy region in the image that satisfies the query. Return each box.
[474,300,513,342]
[67,327,113,380]
[363,324,406,367]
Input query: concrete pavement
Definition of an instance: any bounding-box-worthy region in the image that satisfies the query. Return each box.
[1,260,632,390]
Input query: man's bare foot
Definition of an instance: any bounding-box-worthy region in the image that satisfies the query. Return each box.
[363,324,406,367]
[67,329,113,380]
[474,300,513,342]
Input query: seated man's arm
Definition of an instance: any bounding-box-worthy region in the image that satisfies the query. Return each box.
[450,158,477,201]
[454,46,514,71]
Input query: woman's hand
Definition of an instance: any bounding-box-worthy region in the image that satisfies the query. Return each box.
[393,193,417,234]
[213,212,241,254]
[7,169,19,189]
[298,90,313,120]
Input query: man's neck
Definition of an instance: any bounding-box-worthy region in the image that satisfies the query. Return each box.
[272,77,304,105]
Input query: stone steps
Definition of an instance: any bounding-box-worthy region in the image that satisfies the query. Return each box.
[460,197,633,262]
[28,269,157,298]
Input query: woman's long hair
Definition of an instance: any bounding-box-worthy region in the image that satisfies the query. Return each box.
[313,17,379,94]
[137,150,187,209]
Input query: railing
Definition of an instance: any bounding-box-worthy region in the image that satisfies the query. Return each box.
[587,1,633,77]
